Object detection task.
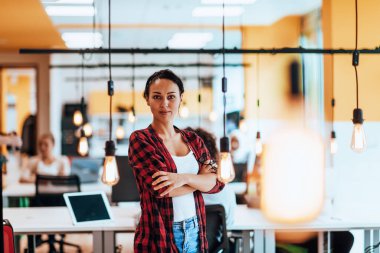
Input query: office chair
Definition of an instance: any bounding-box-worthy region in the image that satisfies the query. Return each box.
[4,219,16,253]
[33,174,82,253]
[111,156,140,203]
[206,205,228,253]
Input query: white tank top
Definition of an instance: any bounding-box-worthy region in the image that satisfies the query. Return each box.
[171,150,198,222]
[37,160,61,175]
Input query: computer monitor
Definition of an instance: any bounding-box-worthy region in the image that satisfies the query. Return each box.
[71,157,102,183]
[111,156,140,202]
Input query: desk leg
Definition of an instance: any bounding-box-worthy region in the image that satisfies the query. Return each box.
[374,230,380,253]
[365,230,372,252]
[104,231,116,253]
[93,231,103,253]
[264,230,275,253]
[317,232,324,253]
[27,235,35,253]
[327,231,331,253]
[241,230,252,253]
[253,230,264,253]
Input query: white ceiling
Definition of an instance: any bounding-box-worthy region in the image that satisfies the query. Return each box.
[42,0,321,49]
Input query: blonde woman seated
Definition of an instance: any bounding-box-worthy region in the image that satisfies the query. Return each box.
[20,133,70,183]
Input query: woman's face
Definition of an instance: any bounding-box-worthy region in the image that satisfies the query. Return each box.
[146,78,182,124]
[38,137,54,157]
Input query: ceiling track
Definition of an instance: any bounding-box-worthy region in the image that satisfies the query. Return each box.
[20,47,380,55]
[50,63,249,69]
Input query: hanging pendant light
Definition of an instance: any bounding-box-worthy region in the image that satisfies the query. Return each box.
[116,124,125,140]
[255,131,263,155]
[102,0,119,186]
[330,130,338,154]
[209,110,218,122]
[197,54,202,127]
[255,56,263,155]
[77,54,89,156]
[261,61,324,223]
[350,0,366,153]
[128,109,136,123]
[330,55,338,154]
[73,110,83,126]
[217,1,235,183]
[83,122,93,137]
[78,129,89,156]
[128,53,137,125]
[179,101,190,118]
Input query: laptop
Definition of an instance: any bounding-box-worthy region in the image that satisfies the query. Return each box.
[63,191,113,225]
[70,158,102,183]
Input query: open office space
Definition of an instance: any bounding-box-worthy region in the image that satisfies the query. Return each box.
[2,0,380,252]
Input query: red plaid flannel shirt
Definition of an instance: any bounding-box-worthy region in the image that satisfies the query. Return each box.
[128,125,224,253]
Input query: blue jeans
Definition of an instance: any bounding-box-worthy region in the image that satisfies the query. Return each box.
[173,216,200,253]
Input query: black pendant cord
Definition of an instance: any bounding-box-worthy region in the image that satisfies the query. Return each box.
[354,0,359,110]
[81,53,85,127]
[109,96,112,140]
[256,55,260,131]
[108,0,112,81]
[222,1,227,138]
[131,53,136,130]
[222,2,225,78]
[197,53,202,127]
[331,55,335,132]
[92,0,96,48]
[108,0,113,141]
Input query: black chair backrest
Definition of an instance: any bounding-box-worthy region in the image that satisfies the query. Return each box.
[34,174,81,207]
[206,205,228,253]
[111,156,140,202]
[232,162,248,182]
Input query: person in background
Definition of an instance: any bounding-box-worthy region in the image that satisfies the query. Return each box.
[128,69,224,253]
[186,127,237,227]
[19,133,70,183]
[0,134,22,147]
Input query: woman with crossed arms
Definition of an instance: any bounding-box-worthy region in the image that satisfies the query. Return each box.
[128,69,224,253]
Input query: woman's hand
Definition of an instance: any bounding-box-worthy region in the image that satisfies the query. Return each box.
[152,171,188,196]
[199,159,217,174]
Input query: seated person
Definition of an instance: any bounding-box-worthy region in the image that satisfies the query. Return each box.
[186,127,237,227]
[20,133,70,183]
[0,134,22,147]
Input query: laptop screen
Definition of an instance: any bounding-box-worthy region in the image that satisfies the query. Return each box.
[64,191,113,224]
[70,158,102,183]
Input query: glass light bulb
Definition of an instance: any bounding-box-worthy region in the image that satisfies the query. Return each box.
[83,123,93,137]
[217,152,235,183]
[262,127,324,223]
[208,111,218,122]
[73,110,83,126]
[351,123,366,153]
[256,137,263,155]
[330,137,338,154]
[77,136,89,156]
[128,111,136,123]
[102,156,120,186]
[179,105,190,118]
[115,125,125,140]
[239,120,248,133]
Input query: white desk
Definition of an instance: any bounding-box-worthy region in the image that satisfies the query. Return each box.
[6,205,379,253]
[231,205,380,253]
[3,181,111,197]
[3,206,139,253]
